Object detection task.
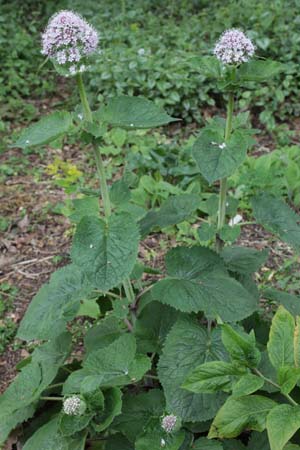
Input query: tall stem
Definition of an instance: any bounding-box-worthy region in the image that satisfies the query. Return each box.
[216,92,234,252]
[76,74,134,304]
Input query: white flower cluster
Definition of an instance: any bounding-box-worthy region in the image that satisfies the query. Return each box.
[161,414,177,433]
[214,29,255,65]
[63,395,82,416]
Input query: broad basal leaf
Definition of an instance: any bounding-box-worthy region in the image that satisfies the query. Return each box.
[94,96,177,129]
[238,60,283,82]
[71,213,139,291]
[17,265,90,340]
[267,404,300,450]
[267,306,295,370]
[209,395,276,439]
[135,430,185,450]
[0,405,35,446]
[247,431,270,450]
[113,389,165,442]
[158,317,227,422]
[252,194,300,251]
[139,194,199,237]
[152,246,257,322]
[183,361,246,393]
[105,433,134,450]
[92,387,122,432]
[13,111,73,149]
[23,416,87,450]
[84,315,123,352]
[192,127,250,184]
[221,246,268,275]
[193,437,223,449]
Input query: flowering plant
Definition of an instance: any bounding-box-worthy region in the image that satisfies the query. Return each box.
[1,13,300,450]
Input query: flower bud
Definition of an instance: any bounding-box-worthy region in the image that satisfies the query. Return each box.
[161,414,178,433]
[63,395,86,416]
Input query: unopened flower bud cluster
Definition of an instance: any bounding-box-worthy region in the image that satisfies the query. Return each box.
[214,29,255,65]
[63,395,82,416]
[41,10,99,76]
[161,414,177,433]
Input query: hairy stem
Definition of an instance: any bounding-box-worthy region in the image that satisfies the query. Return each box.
[40,396,63,401]
[253,368,298,406]
[216,92,234,252]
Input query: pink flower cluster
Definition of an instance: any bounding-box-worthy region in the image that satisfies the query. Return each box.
[161,414,177,433]
[41,10,99,76]
[214,29,255,65]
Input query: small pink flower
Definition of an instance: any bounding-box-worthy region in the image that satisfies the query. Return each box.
[214,29,255,65]
[41,10,99,76]
[161,414,177,433]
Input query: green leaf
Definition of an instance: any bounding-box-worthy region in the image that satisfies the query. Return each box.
[189,55,222,78]
[59,413,93,437]
[221,324,261,368]
[223,440,246,450]
[209,395,276,439]
[247,431,270,450]
[0,405,35,446]
[267,404,300,450]
[134,300,181,353]
[92,387,122,432]
[71,213,139,291]
[113,389,165,442]
[231,374,264,397]
[17,265,90,340]
[94,96,177,129]
[110,179,131,207]
[135,430,185,450]
[277,366,300,394]
[139,194,199,237]
[252,194,300,251]
[110,127,127,146]
[263,289,300,317]
[193,437,223,449]
[105,434,134,450]
[221,247,268,275]
[219,224,241,243]
[294,317,300,368]
[0,333,71,417]
[69,197,99,224]
[84,315,123,352]
[77,298,100,318]
[267,306,295,370]
[158,317,227,422]
[13,111,73,149]
[238,60,283,82]
[23,416,87,450]
[183,361,246,393]
[198,223,217,242]
[192,127,250,184]
[152,247,257,322]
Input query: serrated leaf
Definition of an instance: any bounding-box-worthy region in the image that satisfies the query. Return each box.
[247,431,270,450]
[267,306,295,370]
[252,194,300,251]
[0,333,71,418]
[209,395,276,439]
[267,404,300,450]
[263,289,300,317]
[221,324,261,368]
[183,361,246,393]
[17,265,90,340]
[94,96,177,129]
[69,197,99,224]
[221,246,268,275]
[84,316,123,352]
[231,374,264,396]
[294,317,300,368]
[0,405,35,446]
[238,60,283,82]
[134,300,181,353]
[23,416,87,450]
[110,179,131,206]
[59,413,93,437]
[192,127,250,184]
[198,223,217,242]
[139,194,199,237]
[189,55,222,78]
[92,387,122,432]
[193,437,223,449]
[13,111,73,149]
[71,213,139,291]
[113,389,165,442]
[152,246,257,322]
[135,430,185,450]
[105,434,134,450]
[222,440,246,450]
[158,317,227,422]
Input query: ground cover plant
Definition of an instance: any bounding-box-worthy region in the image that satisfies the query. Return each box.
[3,7,300,450]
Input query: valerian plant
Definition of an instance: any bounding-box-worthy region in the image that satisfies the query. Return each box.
[2,12,300,449]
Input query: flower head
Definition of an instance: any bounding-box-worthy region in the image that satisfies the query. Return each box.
[63,395,85,416]
[214,29,255,65]
[161,414,177,433]
[41,10,99,76]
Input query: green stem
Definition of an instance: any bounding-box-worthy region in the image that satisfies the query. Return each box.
[46,382,64,389]
[216,92,234,253]
[76,73,134,302]
[40,396,63,401]
[253,368,298,406]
